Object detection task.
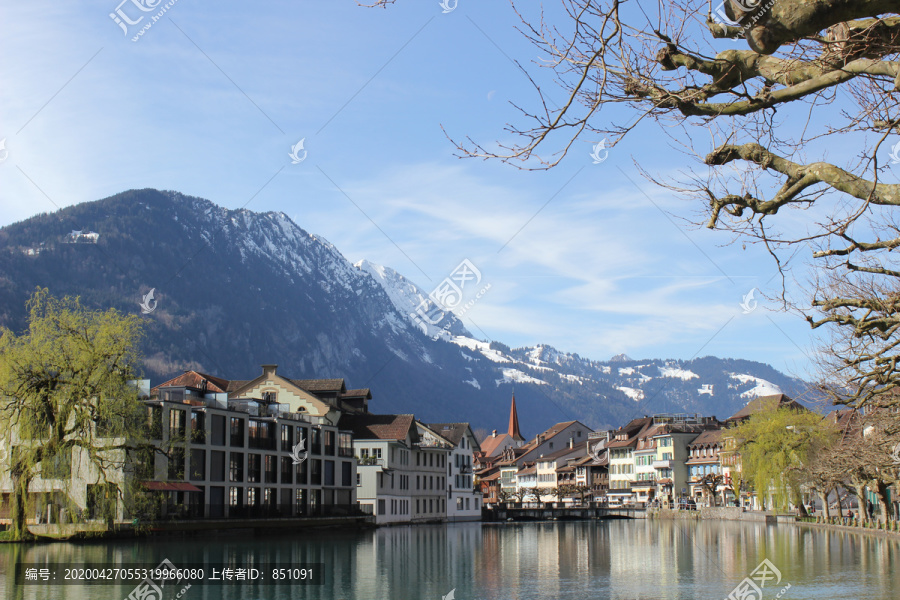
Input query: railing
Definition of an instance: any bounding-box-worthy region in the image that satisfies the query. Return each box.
[152,503,369,520]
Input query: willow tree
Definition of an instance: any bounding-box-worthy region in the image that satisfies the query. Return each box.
[427,0,900,408]
[731,406,837,511]
[0,289,147,539]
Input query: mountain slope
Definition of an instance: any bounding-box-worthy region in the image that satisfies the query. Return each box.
[0,189,811,434]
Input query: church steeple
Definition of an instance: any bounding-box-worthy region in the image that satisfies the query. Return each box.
[508,390,524,443]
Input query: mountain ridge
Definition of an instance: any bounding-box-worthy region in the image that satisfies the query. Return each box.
[0,189,811,434]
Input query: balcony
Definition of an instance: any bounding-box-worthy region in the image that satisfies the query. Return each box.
[652,460,672,469]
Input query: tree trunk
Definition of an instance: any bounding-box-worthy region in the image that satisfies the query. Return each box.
[853,482,868,524]
[10,472,31,540]
[818,489,831,520]
[871,479,892,524]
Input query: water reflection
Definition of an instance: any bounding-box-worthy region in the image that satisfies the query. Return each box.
[1,520,898,599]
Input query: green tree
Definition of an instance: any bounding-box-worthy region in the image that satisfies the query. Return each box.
[731,406,837,513]
[0,289,147,540]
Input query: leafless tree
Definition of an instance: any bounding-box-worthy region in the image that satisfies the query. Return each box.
[441,0,900,409]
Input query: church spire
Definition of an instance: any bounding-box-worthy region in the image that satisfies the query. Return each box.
[508,389,524,443]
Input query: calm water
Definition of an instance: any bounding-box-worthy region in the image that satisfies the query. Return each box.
[2,519,899,599]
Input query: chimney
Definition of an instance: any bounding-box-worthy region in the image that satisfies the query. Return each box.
[569,437,574,449]
[262,364,277,377]
[492,429,497,438]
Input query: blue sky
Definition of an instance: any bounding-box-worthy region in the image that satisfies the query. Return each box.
[0,1,822,378]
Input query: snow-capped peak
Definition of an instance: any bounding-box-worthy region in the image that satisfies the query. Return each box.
[354,259,471,339]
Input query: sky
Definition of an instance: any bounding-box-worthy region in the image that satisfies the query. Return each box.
[0,0,825,379]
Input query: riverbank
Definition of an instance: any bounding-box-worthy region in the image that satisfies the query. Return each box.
[1,514,375,543]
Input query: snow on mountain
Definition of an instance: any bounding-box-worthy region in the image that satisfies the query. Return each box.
[731,373,783,398]
[618,386,645,401]
[495,368,548,386]
[659,366,699,380]
[355,259,470,339]
[452,337,511,363]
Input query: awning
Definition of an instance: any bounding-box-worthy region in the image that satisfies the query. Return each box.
[142,481,202,492]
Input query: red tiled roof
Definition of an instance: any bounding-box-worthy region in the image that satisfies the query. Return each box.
[688,429,723,447]
[343,388,372,399]
[480,433,511,457]
[151,370,231,394]
[338,414,416,442]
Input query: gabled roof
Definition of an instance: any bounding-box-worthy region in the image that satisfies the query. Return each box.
[518,464,537,476]
[480,433,512,457]
[536,444,585,463]
[343,388,372,399]
[289,378,346,393]
[151,370,231,394]
[339,414,417,442]
[688,429,723,446]
[427,423,476,448]
[727,394,805,422]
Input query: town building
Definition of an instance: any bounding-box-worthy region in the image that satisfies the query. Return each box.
[424,423,482,521]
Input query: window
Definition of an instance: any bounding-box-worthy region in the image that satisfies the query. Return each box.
[248,487,260,506]
[281,425,294,452]
[311,428,322,454]
[265,455,277,483]
[295,458,308,485]
[342,462,352,487]
[211,415,226,446]
[247,454,261,483]
[169,409,186,439]
[167,448,184,480]
[249,421,275,450]
[324,430,336,455]
[190,449,206,480]
[229,487,243,507]
[42,448,72,479]
[210,451,225,482]
[281,457,293,484]
[338,432,353,457]
[190,411,205,443]
[378,499,386,515]
[356,473,361,486]
[230,418,245,447]
[324,461,335,486]
[148,406,163,439]
[230,453,244,482]
[311,459,322,485]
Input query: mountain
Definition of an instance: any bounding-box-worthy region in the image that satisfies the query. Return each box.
[0,189,811,435]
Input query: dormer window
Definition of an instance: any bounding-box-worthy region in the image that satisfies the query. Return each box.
[263,392,277,403]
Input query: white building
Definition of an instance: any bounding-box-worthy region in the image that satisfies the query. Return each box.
[341,414,451,524]
[424,423,482,522]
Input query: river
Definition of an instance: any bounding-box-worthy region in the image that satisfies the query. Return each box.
[2,519,898,599]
